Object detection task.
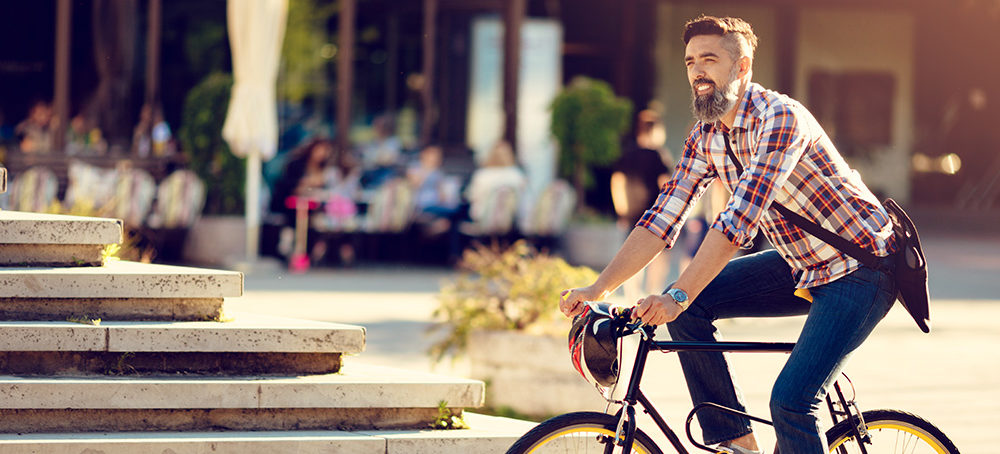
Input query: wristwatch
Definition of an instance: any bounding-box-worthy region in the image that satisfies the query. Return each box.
[666,288,690,311]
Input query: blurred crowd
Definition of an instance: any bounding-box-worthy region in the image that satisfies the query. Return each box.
[266,113,538,271]
[0,99,176,158]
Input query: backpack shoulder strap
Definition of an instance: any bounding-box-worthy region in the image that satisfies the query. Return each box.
[721,131,880,268]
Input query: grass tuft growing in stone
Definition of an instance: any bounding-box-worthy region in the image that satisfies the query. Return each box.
[430,400,468,430]
[66,316,101,325]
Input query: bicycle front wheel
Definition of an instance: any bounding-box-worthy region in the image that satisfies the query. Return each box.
[506,411,664,454]
[826,409,959,454]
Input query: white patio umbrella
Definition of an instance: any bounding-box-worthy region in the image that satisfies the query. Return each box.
[222,0,288,263]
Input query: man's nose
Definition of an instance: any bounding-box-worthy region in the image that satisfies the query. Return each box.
[689,64,706,79]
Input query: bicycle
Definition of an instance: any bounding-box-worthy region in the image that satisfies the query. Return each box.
[506,303,959,454]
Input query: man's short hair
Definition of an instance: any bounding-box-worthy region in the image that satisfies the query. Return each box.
[683,15,758,61]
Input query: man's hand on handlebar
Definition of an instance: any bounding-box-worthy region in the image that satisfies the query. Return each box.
[632,294,685,326]
[559,286,607,317]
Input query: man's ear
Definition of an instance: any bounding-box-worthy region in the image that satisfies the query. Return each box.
[739,56,752,78]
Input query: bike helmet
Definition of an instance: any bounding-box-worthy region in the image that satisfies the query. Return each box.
[568,302,621,388]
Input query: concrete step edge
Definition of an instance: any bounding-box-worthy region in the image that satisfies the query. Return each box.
[0,414,534,454]
[0,312,365,353]
[0,363,485,409]
[0,210,122,245]
[0,260,243,298]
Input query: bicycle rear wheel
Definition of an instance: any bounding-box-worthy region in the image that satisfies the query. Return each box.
[826,409,959,454]
[506,411,664,454]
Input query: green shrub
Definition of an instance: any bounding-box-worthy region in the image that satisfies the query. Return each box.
[179,72,245,215]
[550,76,633,212]
[428,241,598,362]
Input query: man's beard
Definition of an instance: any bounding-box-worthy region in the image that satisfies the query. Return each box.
[691,63,741,124]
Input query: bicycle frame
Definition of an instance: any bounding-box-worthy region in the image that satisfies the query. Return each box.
[611,325,868,454]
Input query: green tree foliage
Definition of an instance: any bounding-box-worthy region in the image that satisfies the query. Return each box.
[428,241,598,362]
[550,76,633,211]
[280,0,338,103]
[179,72,246,215]
[183,16,230,76]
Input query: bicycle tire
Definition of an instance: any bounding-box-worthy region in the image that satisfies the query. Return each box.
[506,411,665,454]
[825,409,960,454]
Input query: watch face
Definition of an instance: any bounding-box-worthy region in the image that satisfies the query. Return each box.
[669,288,688,302]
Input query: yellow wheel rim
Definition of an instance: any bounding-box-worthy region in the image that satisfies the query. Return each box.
[829,421,949,453]
[529,426,653,454]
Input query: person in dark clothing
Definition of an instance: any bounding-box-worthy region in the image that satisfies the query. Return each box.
[271,137,335,222]
[611,109,674,300]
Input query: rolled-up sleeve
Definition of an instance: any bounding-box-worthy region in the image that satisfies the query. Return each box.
[710,105,807,247]
[636,125,716,248]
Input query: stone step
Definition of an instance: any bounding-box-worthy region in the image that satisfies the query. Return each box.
[0,260,242,299]
[0,296,225,321]
[0,363,485,432]
[0,413,535,453]
[0,313,365,375]
[0,210,122,266]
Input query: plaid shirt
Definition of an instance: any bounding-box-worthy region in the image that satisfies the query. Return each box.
[638,83,896,288]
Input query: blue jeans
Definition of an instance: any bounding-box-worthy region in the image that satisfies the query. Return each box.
[665,250,896,453]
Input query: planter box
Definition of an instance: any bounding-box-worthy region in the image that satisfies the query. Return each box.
[468,330,614,417]
[182,215,246,267]
[559,222,623,270]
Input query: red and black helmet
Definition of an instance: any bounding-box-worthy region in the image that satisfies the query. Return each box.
[568,302,621,388]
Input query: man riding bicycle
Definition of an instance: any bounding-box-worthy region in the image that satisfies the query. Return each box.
[560,15,897,454]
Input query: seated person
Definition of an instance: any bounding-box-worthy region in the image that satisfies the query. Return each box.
[319,144,362,231]
[0,108,14,144]
[465,140,527,226]
[272,138,362,266]
[67,114,107,155]
[271,138,335,223]
[15,100,53,153]
[406,145,460,234]
[359,114,402,188]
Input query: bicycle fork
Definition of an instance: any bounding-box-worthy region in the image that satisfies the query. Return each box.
[826,378,871,454]
[611,404,637,453]
[607,327,692,454]
[606,330,648,454]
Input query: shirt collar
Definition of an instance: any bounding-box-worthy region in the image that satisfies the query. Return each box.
[699,82,761,135]
[731,82,761,131]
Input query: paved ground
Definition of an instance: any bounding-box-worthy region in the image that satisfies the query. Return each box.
[228,229,1000,453]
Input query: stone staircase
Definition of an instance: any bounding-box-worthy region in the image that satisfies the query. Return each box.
[0,167,534,452]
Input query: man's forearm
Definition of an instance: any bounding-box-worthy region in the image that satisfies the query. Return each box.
[592,227,668,297]
[674,228,741,301]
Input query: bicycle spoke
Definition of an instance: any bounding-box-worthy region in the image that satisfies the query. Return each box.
[829,422,953,454]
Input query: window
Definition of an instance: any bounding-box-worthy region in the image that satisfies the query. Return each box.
[808,71,895,158]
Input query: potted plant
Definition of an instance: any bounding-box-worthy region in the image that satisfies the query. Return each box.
[549,76,633,213]
[179,72,245,216]
[428,240,611,417]
[177,72,247,266]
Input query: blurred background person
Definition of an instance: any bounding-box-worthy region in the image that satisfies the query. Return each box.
[67,113,107,156]
[359,113,402,189]
[611,109,673,301]
[0,108,12,146]
[15,100,53,153]
[270,137,335,270]
[464,140,526,227]
[407,144,461,235]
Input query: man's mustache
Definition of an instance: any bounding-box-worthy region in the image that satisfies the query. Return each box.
[693,78,717,94]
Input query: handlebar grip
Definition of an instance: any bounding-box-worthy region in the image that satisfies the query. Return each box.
[613,306,633,321]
